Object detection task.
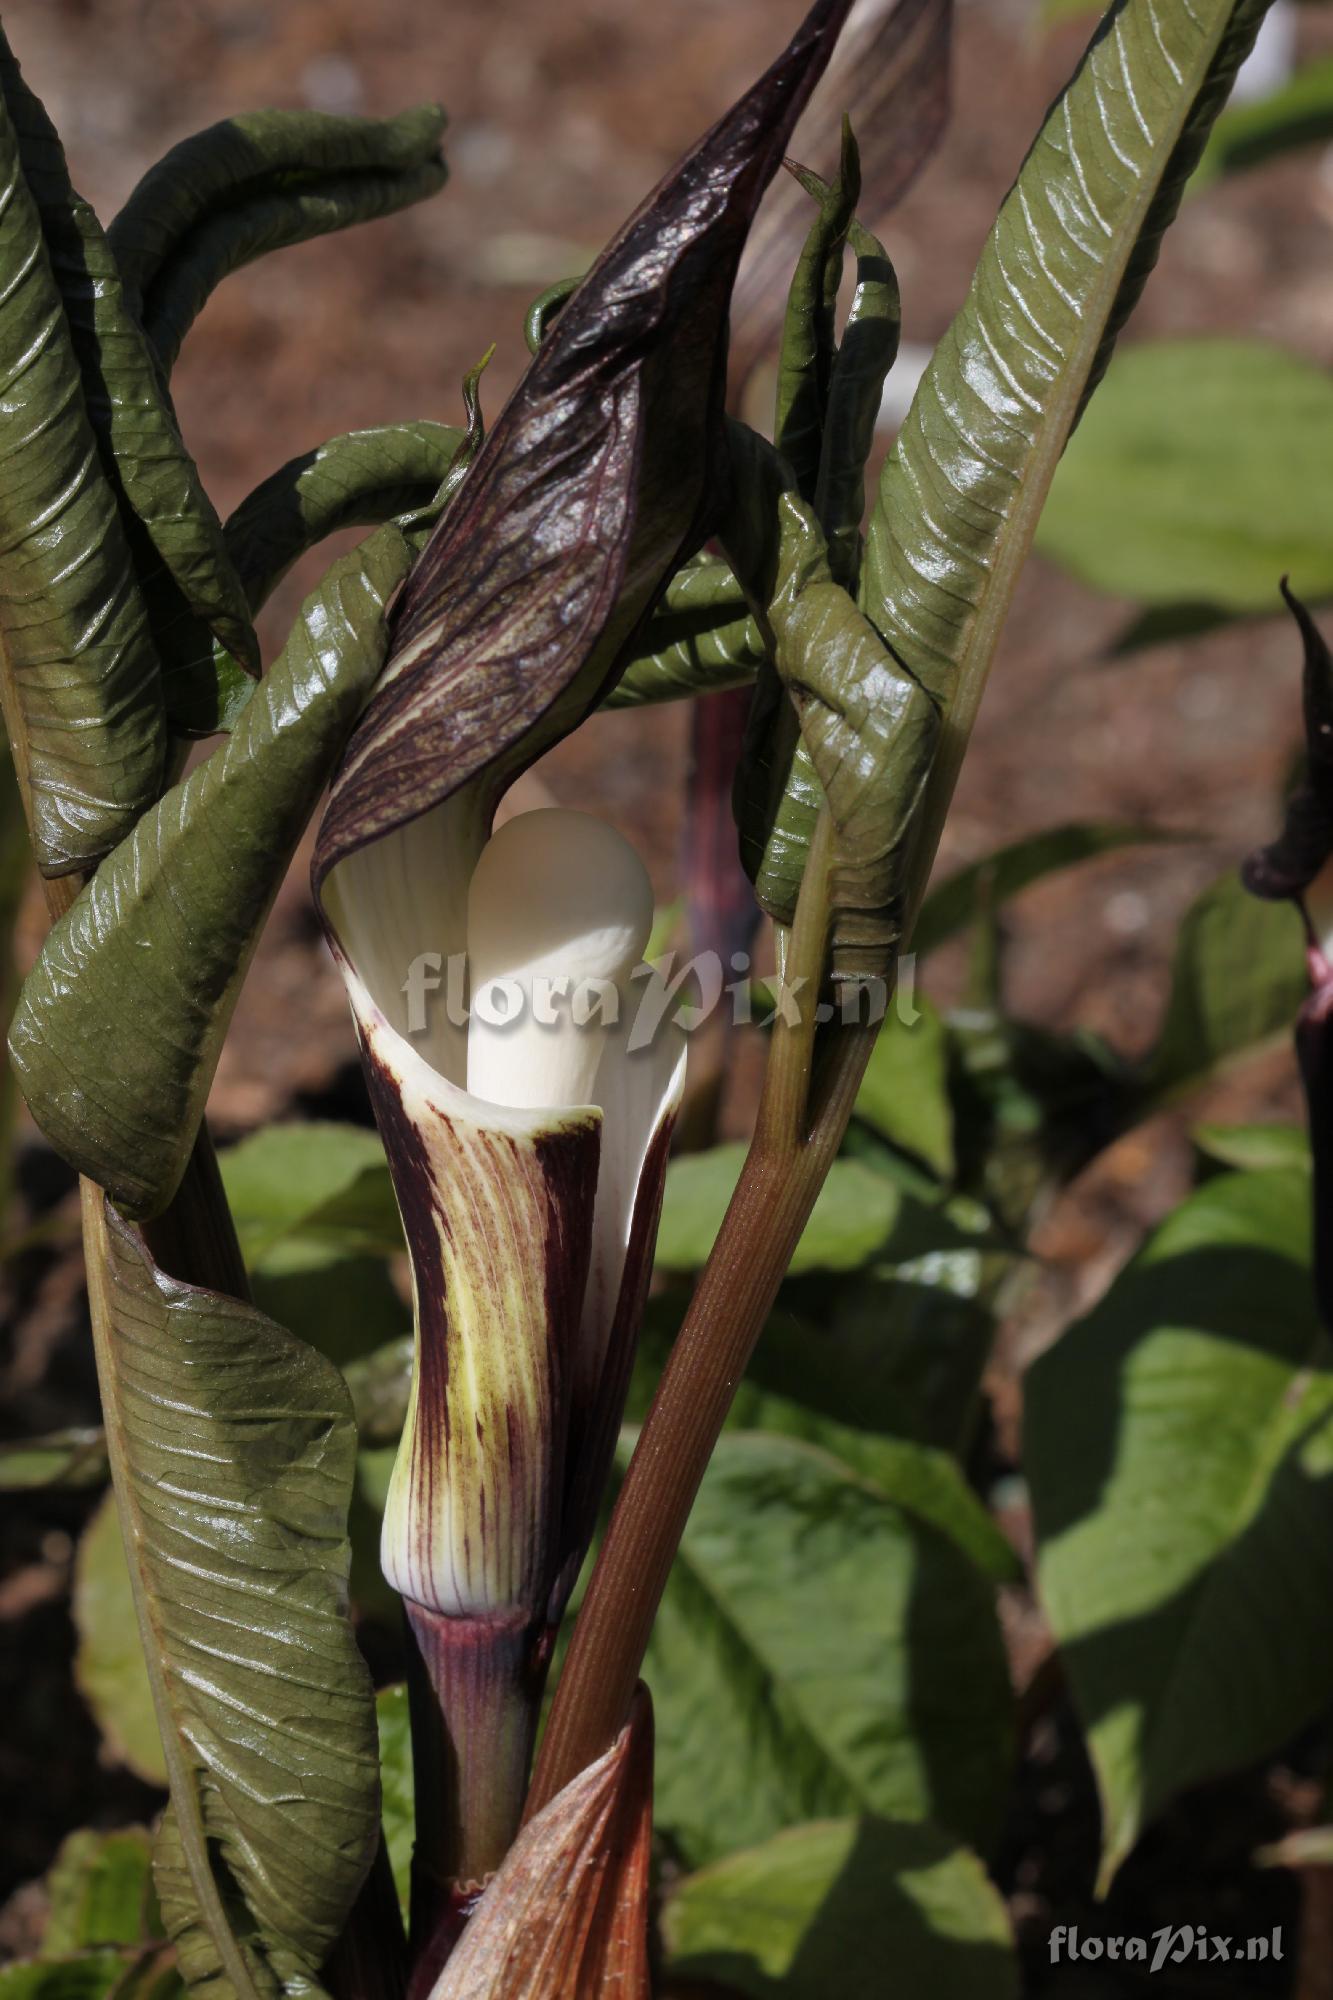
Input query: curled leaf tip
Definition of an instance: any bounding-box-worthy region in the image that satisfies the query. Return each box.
[1242,584,1333,905]
[313,0,854,894]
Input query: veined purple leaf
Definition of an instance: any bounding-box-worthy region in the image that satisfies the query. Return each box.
[313,0,854,894]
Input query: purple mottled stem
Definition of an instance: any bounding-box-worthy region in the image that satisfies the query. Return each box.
[404,1601,552,1995]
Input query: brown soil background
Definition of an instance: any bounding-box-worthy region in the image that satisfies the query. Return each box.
[3,0,1333,1988]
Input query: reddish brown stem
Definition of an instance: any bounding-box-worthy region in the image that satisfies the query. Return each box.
[526,810,879,1815]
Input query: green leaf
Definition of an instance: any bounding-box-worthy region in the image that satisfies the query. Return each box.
[72,1491,168,1787]
[852,994,953,1178]
[0,30,259,736]
[655,1144,900,1273]
[376,1686,413,1920]
[644,1431,1013,1867]
[861,0,1268,889]
[43,1828,163,1955]
[343,1337,414,1447]
[1137,868,1307,1111]
[107,107,448,375]
[814,218,899,589]
[662,1817,1018,2000]
[775,1243,1000,1456]
[222,421,467,623]
[915,820,1178,957]
[0,86,165,875]
[1027,1167,1333,1884]
[774,123,860,504]
[1193,52,1333,188]
[626,1301,1018,1583]
[1037,340,1333,614]
[10,528,413,1219]
[217,1123,400,1267]
[88,1204,378,2000]
[0,1960,178,2000]
[603,556,765,709]
[314,0,853,889]
[726,477,939,974]
[947,1008,1126,1229]
[0,1426,107,1491]
[1193,1121,1310,1175]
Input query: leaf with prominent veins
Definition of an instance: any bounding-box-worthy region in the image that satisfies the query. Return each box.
[9,529,414,1218]
[223,422,469,623]
[0,28,259,735]
[0,86,165,874]
[107,105,448,374]
[82,1197,378,2000]
[604,556,765,710]
[859,0,1271,899]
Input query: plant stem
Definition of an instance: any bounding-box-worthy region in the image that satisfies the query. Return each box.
[526,809,878,1814]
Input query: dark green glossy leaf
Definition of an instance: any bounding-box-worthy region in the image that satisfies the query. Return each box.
[728,484,939,975]
[10,528,412,1219]
[915,820,1178,957]
[0,30,259,738]
[1136,868,1307,1112]
[815,217,899,589]
[1193,52,1333,187]
[1037,339,1333,616]
[774,124,860,504]
[89,1204,378,2000]
[0,89,164,875]
[604,556,765,709]
[861,0,1269,889]
[1027,1168,1333,1885]
[663,1817,1018,2000]
[642,1431,1014,1867]
[774,143,900,590]
[314,0,855,890]
[108,107,448,374]
[222,422,467,623]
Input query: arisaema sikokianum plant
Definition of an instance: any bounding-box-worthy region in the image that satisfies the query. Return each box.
[0,0,1275,1993]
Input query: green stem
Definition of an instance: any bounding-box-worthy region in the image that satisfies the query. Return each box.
[526,809,878,1815]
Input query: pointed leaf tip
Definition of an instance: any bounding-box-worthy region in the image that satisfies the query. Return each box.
[1242,585,1333,903]
[313,0,853,896]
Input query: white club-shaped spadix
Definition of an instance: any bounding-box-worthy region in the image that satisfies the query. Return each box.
[465,808,654,1111]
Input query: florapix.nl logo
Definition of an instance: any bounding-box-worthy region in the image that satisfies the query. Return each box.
[398,947,922,1049]
[1048,1925,1284,1972]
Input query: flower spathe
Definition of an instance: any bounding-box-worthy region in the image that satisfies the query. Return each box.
[319,798,683,1894]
